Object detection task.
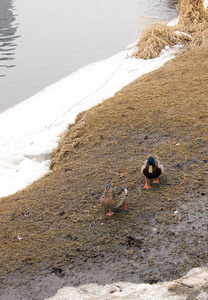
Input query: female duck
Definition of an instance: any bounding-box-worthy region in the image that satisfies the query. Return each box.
[100,183,128,216]
[141,156,164,189]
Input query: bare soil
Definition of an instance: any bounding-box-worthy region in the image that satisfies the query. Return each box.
[0,41,208,299]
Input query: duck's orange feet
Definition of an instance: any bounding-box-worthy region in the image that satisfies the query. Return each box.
[106,209,114,216]
[153,177,159,184]
[144,178,151,189]
[121,198,126,210]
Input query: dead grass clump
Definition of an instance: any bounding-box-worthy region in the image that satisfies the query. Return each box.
[185,27,208,49]
[132,22,191,60]
[132,0,208,59]
[177,0,208,50]
[177,0,208,33]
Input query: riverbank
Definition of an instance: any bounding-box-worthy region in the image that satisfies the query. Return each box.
[1,38,208,299]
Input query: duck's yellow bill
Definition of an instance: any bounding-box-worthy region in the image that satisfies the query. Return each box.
[149,165,153,173]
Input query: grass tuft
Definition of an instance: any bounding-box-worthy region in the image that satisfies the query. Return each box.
[132,0,208,59]
[132,22,191,59]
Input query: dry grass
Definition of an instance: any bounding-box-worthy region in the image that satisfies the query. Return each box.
[177,0,208,32]
[132,22,191,60]
[1,40,207,287]
[184,27,208,49]
[132,0,208,59]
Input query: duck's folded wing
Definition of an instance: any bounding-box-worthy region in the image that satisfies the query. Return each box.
[155,158,164,173]
[141,160,147,173]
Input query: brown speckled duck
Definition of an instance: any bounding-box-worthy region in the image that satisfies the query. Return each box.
[141,156,164,189]
[100,183,128,216]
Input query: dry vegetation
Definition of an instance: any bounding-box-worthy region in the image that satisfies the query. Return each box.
[1,38,208,293]
[132,0,208,59]
[178,0,208,32]
[131,22,191,60]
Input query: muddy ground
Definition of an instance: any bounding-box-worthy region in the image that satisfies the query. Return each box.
[0,41,208,299]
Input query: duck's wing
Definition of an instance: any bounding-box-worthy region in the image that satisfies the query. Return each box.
[113,186,127,208]
[155,158,164,173]
[141,160,148,173]
[100,188,114,209]
[114,186,124,195]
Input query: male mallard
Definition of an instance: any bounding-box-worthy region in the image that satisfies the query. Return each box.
[100,183,128,216]
[141,156,164,189]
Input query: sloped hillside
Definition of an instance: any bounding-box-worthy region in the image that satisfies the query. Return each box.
[1,39,208,299]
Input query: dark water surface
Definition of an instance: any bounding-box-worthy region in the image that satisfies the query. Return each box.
[0,0,178,112]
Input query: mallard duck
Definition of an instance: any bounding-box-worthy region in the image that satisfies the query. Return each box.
[141,156,164,189]
[100,183,128,216]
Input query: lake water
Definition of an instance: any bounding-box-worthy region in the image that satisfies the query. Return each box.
[0,0,178,113]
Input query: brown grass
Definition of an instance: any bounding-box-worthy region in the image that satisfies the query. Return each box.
[132,22,191,60]
[177,0,208,32]
[1,39,208,288]
[132,0,208,59]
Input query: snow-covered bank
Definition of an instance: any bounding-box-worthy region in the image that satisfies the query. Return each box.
[46,267,208,300]
[0,44,181,198]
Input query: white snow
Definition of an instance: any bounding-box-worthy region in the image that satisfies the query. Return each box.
[167,17,179,27]
[45,267,208,300]
[0,44,181,198]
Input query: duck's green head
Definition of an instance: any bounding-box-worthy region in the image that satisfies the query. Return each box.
[147,156,155,173]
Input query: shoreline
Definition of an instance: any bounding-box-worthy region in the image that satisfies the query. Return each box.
[0,43,180,199]
[1,39,208,299]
